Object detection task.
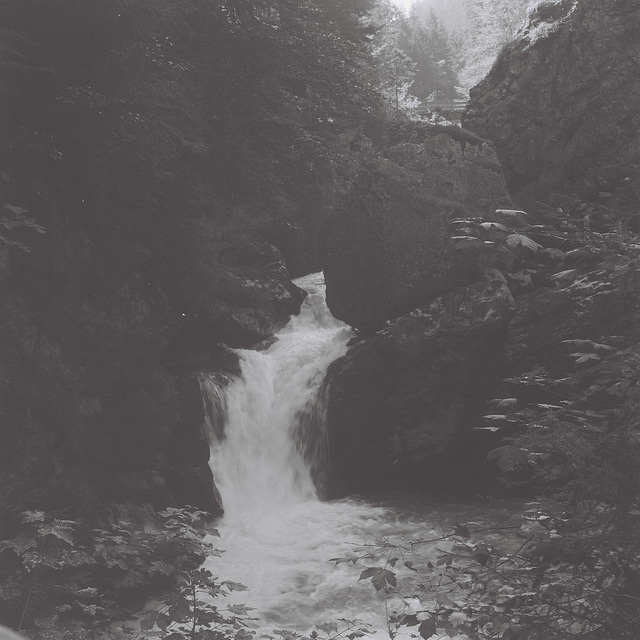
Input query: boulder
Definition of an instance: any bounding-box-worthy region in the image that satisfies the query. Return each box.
[163,240,305,362]
[164,376,223,515]
[325,269,515,495]
[464,0,640,221]
[320,127,512,331]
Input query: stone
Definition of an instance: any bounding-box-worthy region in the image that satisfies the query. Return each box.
[163,240,306,362]
[320,128,512,332]
[165,375,223,514]
[325,269,515,495]
[464,0,640,222]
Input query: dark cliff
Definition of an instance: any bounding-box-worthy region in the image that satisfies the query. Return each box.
[464,0,640,223]
[0,0,381,517]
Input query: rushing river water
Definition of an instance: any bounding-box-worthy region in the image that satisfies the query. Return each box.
[200,273,517,637]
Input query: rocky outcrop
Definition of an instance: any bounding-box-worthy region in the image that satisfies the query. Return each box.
[164,241,305,363]
[0,220,303,514]
[326,269,515,495]
[320,127,512,331]
[464,0,640,221]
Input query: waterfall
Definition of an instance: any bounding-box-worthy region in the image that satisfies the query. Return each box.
[198,272,453,635]
[202,271,353,522]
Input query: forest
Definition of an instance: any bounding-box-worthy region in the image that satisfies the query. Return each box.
[1,0,639,639]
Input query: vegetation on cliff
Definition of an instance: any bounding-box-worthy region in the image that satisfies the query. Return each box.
[0,0,382,634]
[0,0,383,516]
[338,197,640,640]
[1,0,640,639]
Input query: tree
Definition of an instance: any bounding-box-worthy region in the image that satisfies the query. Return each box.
[411,0,533,92]
[369,0,419,114]
[458,0,532,90]
[396,9,459,104]
[422,9,459,100]
[0,0,386,534]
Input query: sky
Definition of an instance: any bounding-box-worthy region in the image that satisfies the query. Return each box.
[391,0,414,12]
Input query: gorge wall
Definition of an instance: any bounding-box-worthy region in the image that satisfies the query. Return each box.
[464,0,640,222]
[320,127,517,494]
[4,0,640,516]
[320,126,512,332]
[322,0,640,495]
[0,0,383,517]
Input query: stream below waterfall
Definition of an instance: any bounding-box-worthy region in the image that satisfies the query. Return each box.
[200,273,521,638]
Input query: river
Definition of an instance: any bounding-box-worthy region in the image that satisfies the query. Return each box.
[200,273,519,638]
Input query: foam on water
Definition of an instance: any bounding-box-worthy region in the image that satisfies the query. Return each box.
[203,499,445,635]
[203,273,445,634]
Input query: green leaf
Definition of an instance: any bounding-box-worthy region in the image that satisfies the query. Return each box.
[358,567,396,591]
[480,221,508,231]
[37,521,75,546]
[418,616,437,639]
[223,580,249,592]
[495,209,527,217]
[486,446,530,472]
[448,611,469,628]
[435,593,457,608]
[453,524,471,539]
[329,554,359,565]
[140,611,159,631]
[358,567,378,580]
[157,613,171,631]
[168,599,191,621]
[506,233,542,252]
[0,536,37,555]
[227,603,252,616]
[570,352,600,364]
[20,510,46,523]
[551,269,577,282]
[150,560,175,576]
[3,204,27,215]
[453,237,484,250]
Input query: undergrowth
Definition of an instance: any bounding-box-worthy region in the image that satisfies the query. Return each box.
[2,201,639,640]
[0,506,253,640]
[343,200,640,639]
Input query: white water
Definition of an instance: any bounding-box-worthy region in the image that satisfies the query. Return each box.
[202,273,449,635]
[207,272,354,523]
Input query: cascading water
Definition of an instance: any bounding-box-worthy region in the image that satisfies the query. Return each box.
[199,273,455,635]
[206,272,351,522]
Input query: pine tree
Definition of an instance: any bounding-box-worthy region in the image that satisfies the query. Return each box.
[395,9,458,105]
[369,0,419,114]
[458,0,532,90]
[423,9,459,100]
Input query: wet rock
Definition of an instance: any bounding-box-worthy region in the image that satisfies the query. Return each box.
[326,269,515,495]
[164,241,305,361]
[261,220,316,278]
[464,0,640,221]
[505,245,640,372]
[164,376,222,515]
[320,129,511,332]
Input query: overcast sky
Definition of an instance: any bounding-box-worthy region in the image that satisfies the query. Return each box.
[390,0,414,12]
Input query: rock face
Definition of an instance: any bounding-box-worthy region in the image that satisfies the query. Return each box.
[464,0,640,220]
[163,241,306,363]
[320,127,512,331]
[0,224,302,515]
[326,269,515,494]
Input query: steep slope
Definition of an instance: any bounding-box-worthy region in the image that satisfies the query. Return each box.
[0,0,380,516]
[464,0,640,223]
